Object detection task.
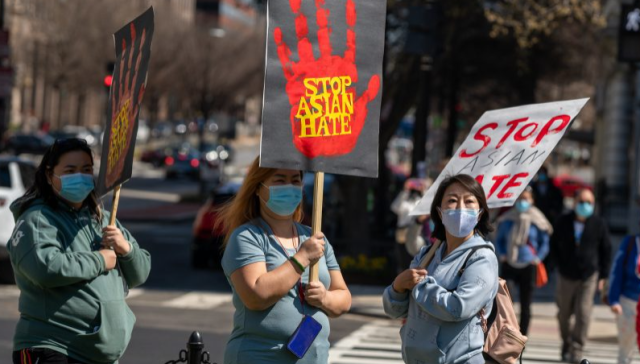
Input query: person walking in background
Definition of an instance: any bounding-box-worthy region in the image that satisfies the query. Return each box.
[383,174,499,364]
[530,166,564,225]
[217,157,351,364]
[391,178,425,272]
[495,186,552,336]
[550,188,612,363]
[7,138,151,364]
[607,234,640,364]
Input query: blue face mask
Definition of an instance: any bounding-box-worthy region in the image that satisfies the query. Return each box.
[515,200,531,213]
[262,184,303,217]
[439,208,481,238]
[575,202,594,219]
[538,173,548,182]
[54,173,95,204]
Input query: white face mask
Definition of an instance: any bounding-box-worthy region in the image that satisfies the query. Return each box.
[439,208,482,238]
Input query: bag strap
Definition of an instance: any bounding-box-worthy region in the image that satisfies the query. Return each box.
[458,245,494,277]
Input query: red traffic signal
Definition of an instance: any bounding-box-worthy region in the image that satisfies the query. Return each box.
[103,75,113,88]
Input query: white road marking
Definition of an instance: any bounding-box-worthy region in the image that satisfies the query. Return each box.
[161,292,232,310]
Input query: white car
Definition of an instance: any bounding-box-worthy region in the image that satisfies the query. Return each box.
[0,157,36,283]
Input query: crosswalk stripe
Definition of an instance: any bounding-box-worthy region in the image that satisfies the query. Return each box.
[329,319,640,364]
[161,292,232,310]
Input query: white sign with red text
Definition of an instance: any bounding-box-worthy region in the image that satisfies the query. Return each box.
[411,98,589,215]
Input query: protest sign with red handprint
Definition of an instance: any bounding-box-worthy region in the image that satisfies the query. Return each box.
[97,7,154,197]
[261,0,386,178]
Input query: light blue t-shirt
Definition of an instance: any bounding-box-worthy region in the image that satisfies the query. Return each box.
[221,219,340,364]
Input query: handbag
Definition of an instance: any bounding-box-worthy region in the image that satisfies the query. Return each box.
[535,262,548,288]
[526,240,548,288]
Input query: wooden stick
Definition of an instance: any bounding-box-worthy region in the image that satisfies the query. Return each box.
[419,239,442,269]
[309,172,324,282]
[109,185,122,226]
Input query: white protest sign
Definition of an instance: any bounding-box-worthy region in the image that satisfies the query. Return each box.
[411,98,589,216]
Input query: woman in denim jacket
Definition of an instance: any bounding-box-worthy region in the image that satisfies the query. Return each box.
[383,174,499,364]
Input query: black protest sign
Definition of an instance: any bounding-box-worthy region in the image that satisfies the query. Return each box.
[260,0,386,178]
[97,7,154,197]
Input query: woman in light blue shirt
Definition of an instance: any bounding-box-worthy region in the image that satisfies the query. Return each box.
[218,157,351,364]
[383,174,499,364]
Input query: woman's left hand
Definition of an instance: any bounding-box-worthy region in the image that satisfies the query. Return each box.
[102,226,131,256]
[305,281,328,309]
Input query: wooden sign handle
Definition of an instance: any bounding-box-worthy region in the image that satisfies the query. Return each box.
[109,185,122,226]
[309,172,324,282]
[419,239,442,269]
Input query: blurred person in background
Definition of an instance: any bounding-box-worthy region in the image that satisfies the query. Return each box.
[495,186,552,336]
[550,188,612,363]
[7,138,151,364]
[217,157,351,364]
[530,166,564,274]
[530,166,564,224]
[391,178,425,272]
[403,212,435,258]
[607,233,640,364]
[383,174,499,364]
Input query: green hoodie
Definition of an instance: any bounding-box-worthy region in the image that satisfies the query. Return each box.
[7,197,151,364]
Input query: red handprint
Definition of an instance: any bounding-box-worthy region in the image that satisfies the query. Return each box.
[106,23,147,188]
[274,0,380,159]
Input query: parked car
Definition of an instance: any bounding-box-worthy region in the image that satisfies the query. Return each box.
[191,181,242,269]
[165,146,200,179]
[3,133,54,155]
[0,157,37,283]
[140,145,176,168]
[553,175,593,198]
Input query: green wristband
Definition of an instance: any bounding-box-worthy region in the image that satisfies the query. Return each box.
[290,256,306,272]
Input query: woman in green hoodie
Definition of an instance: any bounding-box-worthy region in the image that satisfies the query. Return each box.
[7,138,151,364]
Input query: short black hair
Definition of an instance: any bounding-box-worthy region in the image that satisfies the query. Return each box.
[430,174,494,241]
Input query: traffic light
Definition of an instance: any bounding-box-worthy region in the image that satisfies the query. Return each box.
[619,3,640,62]
[104,62,115,90]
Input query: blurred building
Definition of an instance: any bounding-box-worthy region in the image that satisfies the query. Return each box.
[196,0,261,35]
[4,0,195,133]
[594,0,640,235]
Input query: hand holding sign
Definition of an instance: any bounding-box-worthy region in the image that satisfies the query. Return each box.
[274,0,380,158]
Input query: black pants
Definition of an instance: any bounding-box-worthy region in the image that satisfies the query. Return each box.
[501,263,535,336]
[13,348,86,364]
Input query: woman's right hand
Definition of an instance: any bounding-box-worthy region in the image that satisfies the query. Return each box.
[392,268,428,293]
[296,233,326,266]
[99,249,117,271]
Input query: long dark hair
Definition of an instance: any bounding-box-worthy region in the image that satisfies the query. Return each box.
[18,138,102,222]
[430,174,493,241]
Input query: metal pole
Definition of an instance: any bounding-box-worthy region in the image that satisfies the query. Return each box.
[630,65,640,235]
[187,331,204,364]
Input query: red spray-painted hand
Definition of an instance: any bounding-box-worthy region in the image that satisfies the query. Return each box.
[106,24,147,188]
[274,0,380,159]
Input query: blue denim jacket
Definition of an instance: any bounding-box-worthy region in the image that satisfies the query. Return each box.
[383,235,499,364]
